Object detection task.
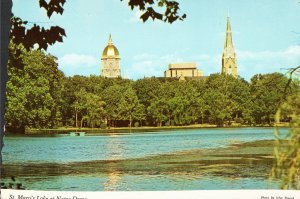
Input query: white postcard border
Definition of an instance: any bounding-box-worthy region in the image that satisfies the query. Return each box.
[1,189,299,199]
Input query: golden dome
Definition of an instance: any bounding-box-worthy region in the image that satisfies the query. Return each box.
[102,34,120,59]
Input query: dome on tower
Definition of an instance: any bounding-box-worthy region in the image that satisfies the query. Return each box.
[101,34,120,59]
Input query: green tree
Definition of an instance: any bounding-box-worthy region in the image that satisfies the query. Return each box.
[118,87,144,127]
[168,96,190,125]
[187,79,208,124]
[5,43,63,133]
[133,78,162,105]
[250,73,292,125]
[204,74,236,126]
[72,88,105,128]
[102,84,124,128]
[61,75,89,126]
[147,98,168,127]
[134,103,146,127]
[118,86,144,127]
[72,88,88,128]
[133,77,162,124]
[84,92,105,128]
[204,90,232,126]
[191,97,207,124]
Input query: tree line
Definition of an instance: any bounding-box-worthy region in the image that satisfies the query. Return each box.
[5,44,300,133]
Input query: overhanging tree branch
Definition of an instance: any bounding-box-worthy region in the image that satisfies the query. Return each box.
[10,0,185,51]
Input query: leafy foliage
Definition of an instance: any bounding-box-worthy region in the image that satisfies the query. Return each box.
[6,43,64,133]
[271,67,300,189]
[125,0,186,23]
[39,0,66,18]
[6,44,300,132]
[1,177,25,190]
[11,0,66,50]
[11,0,185,51]
[118,87,145,127]
[250,73,294,125]
[272,95,300,189]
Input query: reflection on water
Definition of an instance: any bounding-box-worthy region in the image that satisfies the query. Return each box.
[1,127,288,190]
[3,127,289,164]
[103,171,125,191]
[105,133,124,160]
[103,134,123,191]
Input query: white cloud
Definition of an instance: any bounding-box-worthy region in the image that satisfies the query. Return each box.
[196,54,221,76]
[58,54,98,76]
[237,45,300,79]
[128,53,214,79]
[57,46,300,79]
[59,54,97,67]
[128,45,300,80]
[128,52,222,79]
[191,54,211,61]
[238,46,300,61]
[133,53,156,61]
[127,53,184,79]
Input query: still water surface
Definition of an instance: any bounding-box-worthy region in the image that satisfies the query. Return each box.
[1,127,289,191]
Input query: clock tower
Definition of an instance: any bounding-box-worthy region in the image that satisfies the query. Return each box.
[101,34,121,78]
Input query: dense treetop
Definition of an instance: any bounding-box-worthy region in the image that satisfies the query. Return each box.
[5,43,300,133]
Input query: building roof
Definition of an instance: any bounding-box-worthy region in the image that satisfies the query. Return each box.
[102,34,120,59]
[168,62,197,69]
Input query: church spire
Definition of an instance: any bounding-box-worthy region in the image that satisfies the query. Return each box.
[224,17,233,49]
[222,16,238,78]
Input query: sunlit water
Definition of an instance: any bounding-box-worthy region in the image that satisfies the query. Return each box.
[1,127,289,191]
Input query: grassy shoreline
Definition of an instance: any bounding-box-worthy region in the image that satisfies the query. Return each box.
[15,122,290,135]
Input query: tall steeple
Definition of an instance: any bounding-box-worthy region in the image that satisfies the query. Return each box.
[222,17,237,78]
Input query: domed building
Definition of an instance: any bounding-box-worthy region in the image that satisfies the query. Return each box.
[101,34,121,78]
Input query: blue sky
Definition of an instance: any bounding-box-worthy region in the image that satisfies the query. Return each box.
[12,0,300,80]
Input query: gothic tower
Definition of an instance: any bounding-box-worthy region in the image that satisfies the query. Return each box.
[101,34,121,78]
[222,17,237,78]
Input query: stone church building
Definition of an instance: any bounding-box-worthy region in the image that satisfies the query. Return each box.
[164,17,238,79]
[164,62,203,78]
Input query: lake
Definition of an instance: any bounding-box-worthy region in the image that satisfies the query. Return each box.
[1,127,289,191]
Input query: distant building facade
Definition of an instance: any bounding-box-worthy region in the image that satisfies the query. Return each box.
[164,62,203,78]
[222,17,238,78]
[101,34,121,78]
